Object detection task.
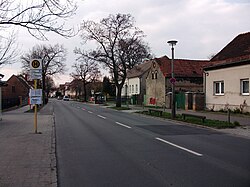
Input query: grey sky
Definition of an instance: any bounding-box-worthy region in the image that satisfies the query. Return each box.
[1,0,250,85]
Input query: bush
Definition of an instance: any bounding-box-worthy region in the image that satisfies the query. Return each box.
[233,121,240,126]
[233,108,241,114]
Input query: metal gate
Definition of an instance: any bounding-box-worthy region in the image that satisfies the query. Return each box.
[176,93,185,109]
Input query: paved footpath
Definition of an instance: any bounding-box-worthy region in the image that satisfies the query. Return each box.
[0,101,56,187]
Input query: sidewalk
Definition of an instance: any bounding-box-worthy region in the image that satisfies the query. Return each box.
[123,104,250,139]
[0,102,56,187]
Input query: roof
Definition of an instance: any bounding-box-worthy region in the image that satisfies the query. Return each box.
[127,60,152,78]
[155,56,210,78]
[7,75,33,89]
[204,57,250,71]
[211,32,250,61]
[16,75,33,89]
[204,32,250,70]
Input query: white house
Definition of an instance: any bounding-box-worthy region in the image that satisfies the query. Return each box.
[204,32,250,113]
[121,60,151,105]
[205,60,250,112]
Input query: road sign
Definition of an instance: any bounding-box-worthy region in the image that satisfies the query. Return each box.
[30,69,42,80]
[30,59,42,70]
[29,89,43,105]
[30,59,42,80]
[30,97,42,105]
[30,89,42,97]
[170,78,176,84]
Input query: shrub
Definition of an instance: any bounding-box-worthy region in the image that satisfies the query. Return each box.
[233,121,240,126]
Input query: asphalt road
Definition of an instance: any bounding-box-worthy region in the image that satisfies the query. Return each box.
[54,100,250,187]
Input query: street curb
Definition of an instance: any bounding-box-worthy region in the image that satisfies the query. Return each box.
[51,112,58,187]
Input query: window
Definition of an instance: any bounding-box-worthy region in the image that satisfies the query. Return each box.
[241,79,249,95]
[155,70,158,79]
[214,81,224,95]
[12,86,15,93]
[129,85,131,93]
[135,84,138,93]
[152,72,155,79]
[132,85,134,93]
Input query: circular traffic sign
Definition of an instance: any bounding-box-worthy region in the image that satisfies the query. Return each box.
[170,77,176,84]
[31,60,41,69]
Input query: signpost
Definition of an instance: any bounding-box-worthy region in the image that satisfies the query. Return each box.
[30,59,42,134]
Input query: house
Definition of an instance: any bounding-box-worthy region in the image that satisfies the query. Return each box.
[121,60,152,105]
[2,75,33,109]
[146,56,209,108]
[204,32,250,113]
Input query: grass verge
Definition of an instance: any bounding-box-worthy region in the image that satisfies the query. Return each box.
[137,111,240,129]
[109,106,131,110]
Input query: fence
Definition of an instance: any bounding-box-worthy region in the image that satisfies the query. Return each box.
[2,97,28,110]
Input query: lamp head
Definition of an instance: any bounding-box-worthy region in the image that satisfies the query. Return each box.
[167,40,178,46]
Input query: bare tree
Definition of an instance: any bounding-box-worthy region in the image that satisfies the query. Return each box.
[78,13,151,107]
[0,0,77,40]
[45,75,56,99]
[21,44,67,103]
[0,0,77,66]
[0,31,19,66]
[71,53,101,102]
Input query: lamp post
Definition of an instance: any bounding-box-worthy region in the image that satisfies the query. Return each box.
[167,40,178,119]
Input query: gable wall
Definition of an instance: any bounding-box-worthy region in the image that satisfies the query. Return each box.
[206,64,250,112]
[2,76,29,99]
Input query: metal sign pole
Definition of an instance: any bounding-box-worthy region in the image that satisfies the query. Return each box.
[34,79,38,134]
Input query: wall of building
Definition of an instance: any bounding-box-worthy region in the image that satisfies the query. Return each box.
[165,77,203,94]
[2,76,29,99]
[146,64,165,106]
[206,64,250,112]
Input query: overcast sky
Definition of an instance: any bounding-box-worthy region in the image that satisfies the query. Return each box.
[1,0,250,85]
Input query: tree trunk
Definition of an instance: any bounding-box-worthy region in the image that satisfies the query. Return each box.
[116,86,122,107]
[83,82,87,102]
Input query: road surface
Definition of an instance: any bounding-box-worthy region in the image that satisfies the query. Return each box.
[54,100,250,187]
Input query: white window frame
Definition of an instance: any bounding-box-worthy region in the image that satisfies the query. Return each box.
[135,84,138,93]
[132,85,134,94]
[241,79,249,96]
[214,81,224,95]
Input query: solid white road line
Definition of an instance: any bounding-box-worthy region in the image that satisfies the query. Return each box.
[115,122,131,129]
[97,115,106,119]
[88,111,93,114]
[155,137,203,157]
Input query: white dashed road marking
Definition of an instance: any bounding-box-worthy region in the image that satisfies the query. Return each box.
[115,122,131,129]
[156,137,203,157]
[97,115,106,119]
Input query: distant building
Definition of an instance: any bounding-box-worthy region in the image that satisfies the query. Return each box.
[121,60,152,105]
[146,56,209,108]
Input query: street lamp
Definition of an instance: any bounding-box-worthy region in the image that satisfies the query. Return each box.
[167,40,178,119]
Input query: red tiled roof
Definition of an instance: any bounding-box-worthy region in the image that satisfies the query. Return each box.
[211,32,250,61]
[155,56,209,78]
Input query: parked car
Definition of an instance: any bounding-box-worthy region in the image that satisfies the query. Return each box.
[63,96,69,101]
